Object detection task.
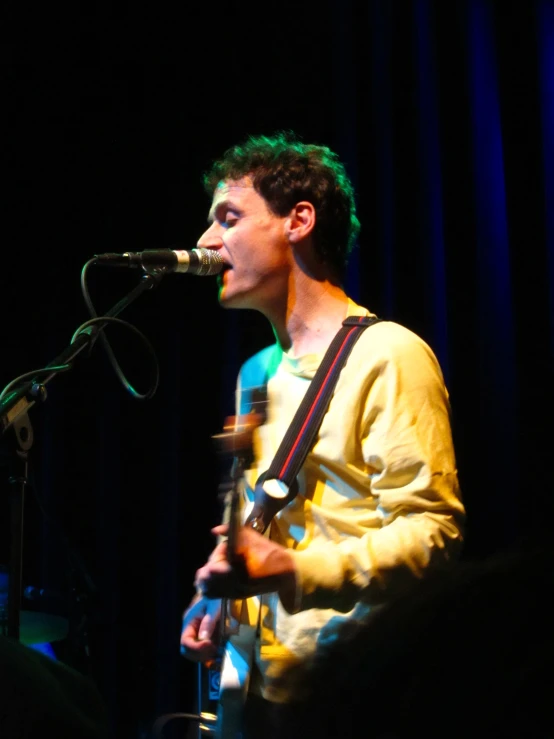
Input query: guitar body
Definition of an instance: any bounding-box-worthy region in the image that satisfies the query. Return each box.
[196,619,257,738]
[215,621,257,739]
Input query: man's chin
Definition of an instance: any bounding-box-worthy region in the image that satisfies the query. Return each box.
[217,288,251,311]
[219,295,245,310]
[217,284,236,307]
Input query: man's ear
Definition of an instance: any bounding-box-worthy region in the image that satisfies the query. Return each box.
[285,202,316,243]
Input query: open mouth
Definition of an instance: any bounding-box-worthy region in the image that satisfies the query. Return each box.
[217,264,232,285]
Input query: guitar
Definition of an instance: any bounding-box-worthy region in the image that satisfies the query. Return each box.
[196,399,265,739]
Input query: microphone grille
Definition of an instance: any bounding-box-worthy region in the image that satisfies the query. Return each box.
[193,248,224,276]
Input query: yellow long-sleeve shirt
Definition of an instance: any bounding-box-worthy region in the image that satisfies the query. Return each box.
[235,302,465,703]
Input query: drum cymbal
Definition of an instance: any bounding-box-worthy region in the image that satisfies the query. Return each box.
[18,610,69,645]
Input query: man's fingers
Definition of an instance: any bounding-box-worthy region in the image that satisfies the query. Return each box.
[208,540,228,562]
[194,560,233,591]
[198,611,217,641]
[180,597,221,662]
[211,524,228,536]
[180,638,218,662]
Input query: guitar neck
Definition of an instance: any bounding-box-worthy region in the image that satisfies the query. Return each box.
[224,456,245,563]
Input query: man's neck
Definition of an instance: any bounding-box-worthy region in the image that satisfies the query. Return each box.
[272,279,352,357]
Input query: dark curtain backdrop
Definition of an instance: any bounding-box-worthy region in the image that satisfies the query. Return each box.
[2,1,553,737]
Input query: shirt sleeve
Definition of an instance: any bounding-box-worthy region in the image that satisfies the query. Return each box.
[288,328,465,613]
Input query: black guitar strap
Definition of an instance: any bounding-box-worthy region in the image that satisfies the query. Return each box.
[245,315,382,534]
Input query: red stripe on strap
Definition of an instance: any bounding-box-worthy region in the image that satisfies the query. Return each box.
[277,323,360,478]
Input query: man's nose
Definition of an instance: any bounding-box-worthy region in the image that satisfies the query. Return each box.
[197,223,223,250]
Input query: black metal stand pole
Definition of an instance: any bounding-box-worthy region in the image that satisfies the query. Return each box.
[6,411,33,640]
[0,271,164,642]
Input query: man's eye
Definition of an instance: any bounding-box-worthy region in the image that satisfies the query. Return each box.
[224,216,238,228]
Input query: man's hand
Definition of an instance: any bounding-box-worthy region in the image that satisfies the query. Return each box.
[194,524,297,608]
[180,594,221,662]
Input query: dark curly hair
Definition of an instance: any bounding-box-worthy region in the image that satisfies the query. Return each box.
[203,131,360,281]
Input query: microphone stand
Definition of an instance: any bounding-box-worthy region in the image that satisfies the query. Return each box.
[0,271,164,644]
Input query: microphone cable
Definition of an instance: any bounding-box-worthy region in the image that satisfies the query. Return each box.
[76,257,160,401]
[0,260,160,405]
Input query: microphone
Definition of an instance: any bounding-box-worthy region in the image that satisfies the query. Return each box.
[93,248,224,276]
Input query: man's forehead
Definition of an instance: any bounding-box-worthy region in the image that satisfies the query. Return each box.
[208,177,256,218]
[214,177,254,197]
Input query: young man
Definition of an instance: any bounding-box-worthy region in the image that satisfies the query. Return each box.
[180,132,465,737]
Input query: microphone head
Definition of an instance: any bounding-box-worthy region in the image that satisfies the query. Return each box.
[174,248,224,276]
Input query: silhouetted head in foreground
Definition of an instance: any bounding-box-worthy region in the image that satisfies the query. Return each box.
[281,546,553,739]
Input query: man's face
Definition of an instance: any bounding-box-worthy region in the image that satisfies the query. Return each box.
[197,178,291,311]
